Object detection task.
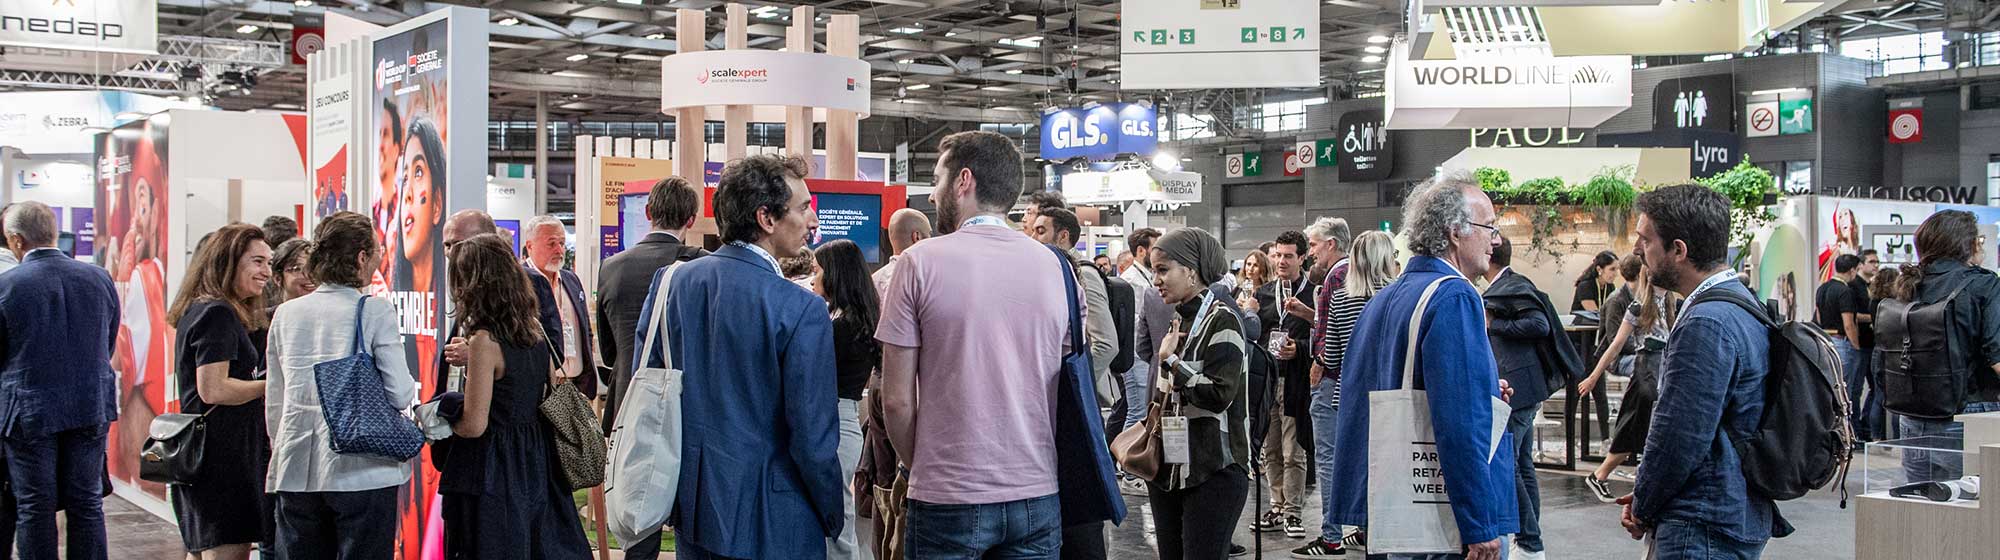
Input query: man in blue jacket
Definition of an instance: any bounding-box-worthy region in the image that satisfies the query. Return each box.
[1331,172,1516,560]
[1624,185,1790,559]
[639,155,842,559]
[0,201,119,560]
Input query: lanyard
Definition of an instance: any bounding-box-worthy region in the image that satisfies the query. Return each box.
[730,241,781,274]
[1687,269,1738,301]
[961,215,1008,229]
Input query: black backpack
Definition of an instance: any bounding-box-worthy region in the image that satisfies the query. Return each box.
[1876,279,1973,420]
[1689,288,1853,502]
[1094,267,1138,374]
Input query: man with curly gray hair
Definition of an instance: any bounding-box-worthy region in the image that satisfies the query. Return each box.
[1326,170,1518,560]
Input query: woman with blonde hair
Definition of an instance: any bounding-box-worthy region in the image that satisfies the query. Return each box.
[1294,230,1398,556]
[1235,250,1274,312]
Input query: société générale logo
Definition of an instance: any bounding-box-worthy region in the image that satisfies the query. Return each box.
[1,0,127,41]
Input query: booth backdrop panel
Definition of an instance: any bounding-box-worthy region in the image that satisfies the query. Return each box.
[6,155,94,212]
[170,110,311,242]
[0,91,191,155]
[93,114,173,513]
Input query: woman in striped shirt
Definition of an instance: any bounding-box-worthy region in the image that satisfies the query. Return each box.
[1145,227,1252,560]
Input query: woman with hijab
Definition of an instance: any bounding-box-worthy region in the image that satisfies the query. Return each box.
[1143,227,1251,560]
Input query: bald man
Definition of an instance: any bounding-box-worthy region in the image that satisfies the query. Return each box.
[873,208,932,301]
[443,209,497,248]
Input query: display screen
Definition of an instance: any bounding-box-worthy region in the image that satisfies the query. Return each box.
[620,193,651,252]
[811,192,881,263]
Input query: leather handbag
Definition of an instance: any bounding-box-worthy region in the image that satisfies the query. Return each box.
[1110,397,1164,481]
[138,410,210,485]
[313,296,426,461]
[541,337,607,491]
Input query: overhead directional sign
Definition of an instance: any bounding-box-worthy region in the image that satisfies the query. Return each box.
[1121,0,1319,90]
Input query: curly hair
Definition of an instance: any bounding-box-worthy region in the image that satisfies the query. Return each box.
[715,155,810,244]
[1402,170,1477,257]
[446,234,545,348]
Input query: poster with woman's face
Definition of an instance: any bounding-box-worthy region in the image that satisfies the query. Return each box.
[92,115,173,502]
[371,19,449,560]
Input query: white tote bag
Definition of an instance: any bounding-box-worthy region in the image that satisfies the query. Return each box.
[604,262,686,546]
[1366,276,1511,554]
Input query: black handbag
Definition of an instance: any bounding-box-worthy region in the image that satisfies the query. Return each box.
[139,411,210,485]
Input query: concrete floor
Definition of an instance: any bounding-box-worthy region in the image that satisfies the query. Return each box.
[97,466,1861,560]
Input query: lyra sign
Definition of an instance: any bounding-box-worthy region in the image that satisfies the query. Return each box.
[1038,102,1159,161]
[0,0,158,54]
[1386,39,1631,130]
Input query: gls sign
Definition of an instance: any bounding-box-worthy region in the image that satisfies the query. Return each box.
[0,0,158,55]
[1040,102,1158,161]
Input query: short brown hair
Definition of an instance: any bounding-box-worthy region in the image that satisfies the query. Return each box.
[167,223,270,330]
[937,131,1024,212]
[309,212,376,288]
[647,176,700,231]
[1127,228,1162,252]
[447,234,545,347]
[1917,209,1979,267]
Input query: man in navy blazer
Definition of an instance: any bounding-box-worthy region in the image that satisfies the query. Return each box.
[0,201,118,560]
[522,215,600,399]
[638,155,841,559]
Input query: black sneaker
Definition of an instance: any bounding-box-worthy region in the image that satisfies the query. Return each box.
[1283,515,1307,538]
[1586,473,1618,503]
[1341,529,1366,549]
[1230,543,1249,557]
[1252,511,1286,533]
[1289,537,1347,558]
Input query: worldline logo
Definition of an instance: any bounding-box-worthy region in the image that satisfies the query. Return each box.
[697,67,771,84]
[1410,63,1616,86]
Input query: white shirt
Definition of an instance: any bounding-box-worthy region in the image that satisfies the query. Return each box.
[872,255,900,303]
[265,285,418,493]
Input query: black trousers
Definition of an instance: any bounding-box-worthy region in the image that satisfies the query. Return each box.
[1147,465,1249,560]
[274,487,400,560]
[1061,521,1106,560]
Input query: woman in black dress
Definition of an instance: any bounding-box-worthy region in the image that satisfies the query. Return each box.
[439,234,590,560]
[165,223,273,560]
[810,239,879,559]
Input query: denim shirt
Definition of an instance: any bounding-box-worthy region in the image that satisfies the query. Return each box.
[1632,279,1792,542]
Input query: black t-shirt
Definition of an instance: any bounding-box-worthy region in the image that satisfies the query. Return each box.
[1815,279,1857,338]
[831,317,879,401]
[174,300,262,413]
[1572,278,1607,313]
[1851,276,1874,348]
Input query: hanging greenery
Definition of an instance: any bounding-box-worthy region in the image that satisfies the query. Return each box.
[1575,165,1638,208]
[1695,158,1781,263]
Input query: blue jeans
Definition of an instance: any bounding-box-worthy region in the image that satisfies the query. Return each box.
[1832,338,1864,436]
[1505,405,1543,553]
[906,493,1061,559]
[1651,521,1767,560]
[4,424,108,560]
[1310,378,1342,542]
[1122,362,1151,430]
[1899,401,2000,482]
[1860,350,1886,441]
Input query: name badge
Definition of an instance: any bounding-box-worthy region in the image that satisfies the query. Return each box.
[1162,416,1191,464]
[562,323,580,361]
[447,364,466,393]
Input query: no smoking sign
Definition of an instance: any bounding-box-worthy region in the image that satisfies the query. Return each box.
[1746,102,1779,137]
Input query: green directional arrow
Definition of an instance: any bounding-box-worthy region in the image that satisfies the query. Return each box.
[1133,31,1147,43]
[1293,28,1307,41]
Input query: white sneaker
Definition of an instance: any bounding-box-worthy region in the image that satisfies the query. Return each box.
[1119,476,1149,496]
[1510,544,1546,560]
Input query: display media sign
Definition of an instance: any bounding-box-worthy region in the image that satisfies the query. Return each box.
[1651,74,1735,132]
[1338,109,1393,182]
[1038,102,1158,161]
[1385,41,1632,129]
[1062,168,1203,205]
[0,0,158,54]
[1119,0,1319,89]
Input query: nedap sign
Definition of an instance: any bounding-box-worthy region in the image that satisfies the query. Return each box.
[0,0,156,54]
[1040,102,1158,161]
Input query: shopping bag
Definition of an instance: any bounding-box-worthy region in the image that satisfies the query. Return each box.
[604,262,687,546]
[1365,276,1509,554]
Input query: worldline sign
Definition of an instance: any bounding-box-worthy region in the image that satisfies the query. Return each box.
[1828,185,1980,205]
[1386,39,1631,130]
[1038,102,1158,161]
[0,0,158,55]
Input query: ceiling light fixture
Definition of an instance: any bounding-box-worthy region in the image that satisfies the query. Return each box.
[906,83,931,90]
[1366,34,1390,43]
[566,53,589,62]
[645,33,665,39]
[293,0,312,6]
[1750,87,1807,96]
[1499,24,1530,33]
[113,111,147,121]
[498,17,519,26]
[237,24,260,34]
[1364,45,1385,54]
[891,26,922,34]
[896,58,915,64]
[1005,69,1023,74]
[1361,55,1383,63]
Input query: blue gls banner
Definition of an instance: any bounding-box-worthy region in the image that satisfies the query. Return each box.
[1039,102,1159,161]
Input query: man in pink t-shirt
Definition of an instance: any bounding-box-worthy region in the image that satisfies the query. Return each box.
[878,131,1069,557]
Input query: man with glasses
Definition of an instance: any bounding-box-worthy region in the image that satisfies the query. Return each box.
[1326,170,1517,560]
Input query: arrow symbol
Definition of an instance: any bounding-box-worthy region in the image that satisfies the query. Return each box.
[1293,28,1306,40]
[1133,31,1146,43]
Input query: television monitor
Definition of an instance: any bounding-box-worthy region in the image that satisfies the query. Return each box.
[620,193,652,252]
[810,193,882,263]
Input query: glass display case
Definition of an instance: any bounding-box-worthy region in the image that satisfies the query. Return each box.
[1861,436,1981,506]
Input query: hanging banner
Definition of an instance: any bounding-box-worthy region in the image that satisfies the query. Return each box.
[659,49,871,121]
[308,38,367,222]
[0,0,158,55]
[1385,39,1632,129]
[1651,74,1735,132]
[94,113,172,506]
[1038,102,1159,161]
[1339,109,1393,182]
[1889,99,1922,144]
[1119,0,1319,89]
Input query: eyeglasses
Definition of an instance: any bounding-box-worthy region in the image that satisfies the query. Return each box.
[1464,220,1500,236]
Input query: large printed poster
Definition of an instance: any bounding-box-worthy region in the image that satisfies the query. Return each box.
[93,114,172,502]
[372,19,449,559]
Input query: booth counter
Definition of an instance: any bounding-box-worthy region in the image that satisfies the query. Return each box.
[1855,412,2000,560]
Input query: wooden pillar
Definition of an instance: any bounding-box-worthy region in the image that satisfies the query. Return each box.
[784,5,815,160]
[723,3,750,162]
[826,14,860,181]
[674,8,707,185]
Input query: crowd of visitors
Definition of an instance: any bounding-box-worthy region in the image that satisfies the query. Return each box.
[5,128,1998,560]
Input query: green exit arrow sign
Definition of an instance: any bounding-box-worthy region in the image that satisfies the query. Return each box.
[1293,28,1307,41]
[1133,31,1148,44]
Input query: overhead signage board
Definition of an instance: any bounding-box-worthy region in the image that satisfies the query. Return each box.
[1038,102,1159,161]
[1652,73,1735,132]
[1598,128,1741,179]
[0,0,157,55]
[1062,168,1202,205]
[1384,40,1632,129]
[659,49,871,122]
[1120,0,1319,89]
[1338,109,1393,182]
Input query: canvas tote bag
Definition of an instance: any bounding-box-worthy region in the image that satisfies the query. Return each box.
[604,262,687,546]
[1366,276,1511,554]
